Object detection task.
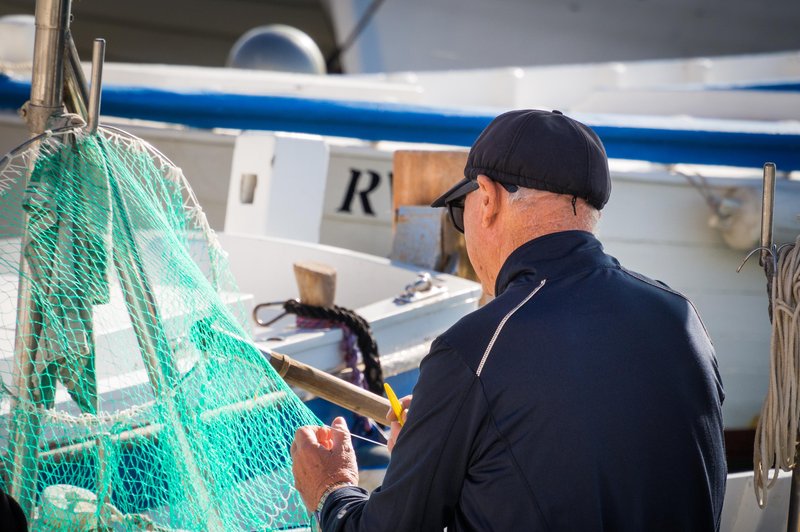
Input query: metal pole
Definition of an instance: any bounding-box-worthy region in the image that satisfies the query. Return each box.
[760,162,776,270]
[8,0,72,517]
[64,32,89,121]
[25,0,71,135]
[86,39,105,134]
[788,455,800,532]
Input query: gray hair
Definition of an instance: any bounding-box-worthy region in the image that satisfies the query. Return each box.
[506,186,540,204]
[506,186,601,230]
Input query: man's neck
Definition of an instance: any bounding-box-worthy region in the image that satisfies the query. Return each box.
[485,220,596,293]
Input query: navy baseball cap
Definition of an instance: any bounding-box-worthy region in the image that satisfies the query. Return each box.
[431,110,611,209]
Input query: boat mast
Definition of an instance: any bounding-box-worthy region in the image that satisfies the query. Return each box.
[7,0,72,517]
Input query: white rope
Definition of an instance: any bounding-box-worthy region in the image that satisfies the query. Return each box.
[754,235,800,507]
[98,126,225,258]
[42,401,154,428]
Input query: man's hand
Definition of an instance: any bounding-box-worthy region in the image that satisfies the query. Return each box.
[291,416,359,511]
[386,395,412,453]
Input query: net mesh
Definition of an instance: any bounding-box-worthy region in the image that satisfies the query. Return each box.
[0,127,318,530]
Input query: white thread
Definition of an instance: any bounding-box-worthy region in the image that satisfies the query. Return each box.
[476,279,546,377]
[753,235,800,507]
[327,425,387,447]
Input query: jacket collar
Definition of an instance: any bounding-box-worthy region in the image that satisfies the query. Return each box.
[494,230,617,295]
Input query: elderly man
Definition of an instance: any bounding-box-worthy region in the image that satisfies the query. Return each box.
[291,110,727,531]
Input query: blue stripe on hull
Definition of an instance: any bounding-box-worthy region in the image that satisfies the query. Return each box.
[2,74,799,170]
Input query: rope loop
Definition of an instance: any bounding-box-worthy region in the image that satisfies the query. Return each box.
[754,235,800,507]
[282,299,384,396]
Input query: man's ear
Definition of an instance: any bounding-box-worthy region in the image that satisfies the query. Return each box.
[476,174,500,228]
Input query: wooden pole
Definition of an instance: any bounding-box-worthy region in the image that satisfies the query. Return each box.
[293,261,337,308]
[268,351,390,422]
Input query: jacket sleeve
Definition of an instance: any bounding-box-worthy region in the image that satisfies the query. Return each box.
[319,336,486,532]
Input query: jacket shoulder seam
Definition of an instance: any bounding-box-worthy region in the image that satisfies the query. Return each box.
[619,267,713,341]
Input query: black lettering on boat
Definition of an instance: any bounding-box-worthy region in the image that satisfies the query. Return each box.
[337,169,382,215]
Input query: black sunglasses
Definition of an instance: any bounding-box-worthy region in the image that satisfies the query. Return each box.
[446,181,518,233]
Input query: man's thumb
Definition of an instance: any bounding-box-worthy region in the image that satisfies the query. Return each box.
[331,416,350,444]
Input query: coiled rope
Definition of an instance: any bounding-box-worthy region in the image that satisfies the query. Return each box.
[753,235,800,507]
[282,299,384,396]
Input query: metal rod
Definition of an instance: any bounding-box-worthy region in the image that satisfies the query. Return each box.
[8,0,72,517]
[760,162,776,268]
[63,32,88,121]
[87,38,105,133]
[26,0,71,134]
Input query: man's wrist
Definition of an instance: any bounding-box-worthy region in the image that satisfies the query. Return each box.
[316,481,354,514]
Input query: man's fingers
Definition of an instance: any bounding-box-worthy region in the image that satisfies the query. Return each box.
[387,420,401,453]
[387,395,413,423]
[292,425,323,456]
[330,416,350,446]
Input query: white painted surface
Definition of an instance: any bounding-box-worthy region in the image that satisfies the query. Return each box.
[325,0,800,73]
[721,470,791,532]
[95,63,423,104]
[224,132,330,243]
[367,51,800,120]
[572,89,800,121]
[2,48,799,431]
[0,14,34,65]
[320,144,395,257]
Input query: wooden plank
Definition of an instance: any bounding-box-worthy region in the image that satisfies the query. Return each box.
[391,150,481,289]
[392,150,467,215]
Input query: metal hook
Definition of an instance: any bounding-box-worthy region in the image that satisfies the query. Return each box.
[737,245,773,273]
[736,242,791,276]
[252,299,295,327]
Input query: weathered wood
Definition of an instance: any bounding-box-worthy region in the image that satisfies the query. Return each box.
[392,150,480,283]
[269,351,391,423]
[392,150,468,219]
[293,261,336,307]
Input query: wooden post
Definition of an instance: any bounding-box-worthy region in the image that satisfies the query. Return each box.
[392,150,483,290]
[392,150,468,222]
[293,261,336,308]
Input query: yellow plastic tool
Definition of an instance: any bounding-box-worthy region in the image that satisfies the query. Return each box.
[384,382,405,427]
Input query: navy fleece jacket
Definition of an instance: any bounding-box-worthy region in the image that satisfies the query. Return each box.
[320,230,726,531]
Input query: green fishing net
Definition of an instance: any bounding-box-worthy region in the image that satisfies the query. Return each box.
[0,127,319,530]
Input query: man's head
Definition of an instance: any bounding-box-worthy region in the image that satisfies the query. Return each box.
[431,109,611,294]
